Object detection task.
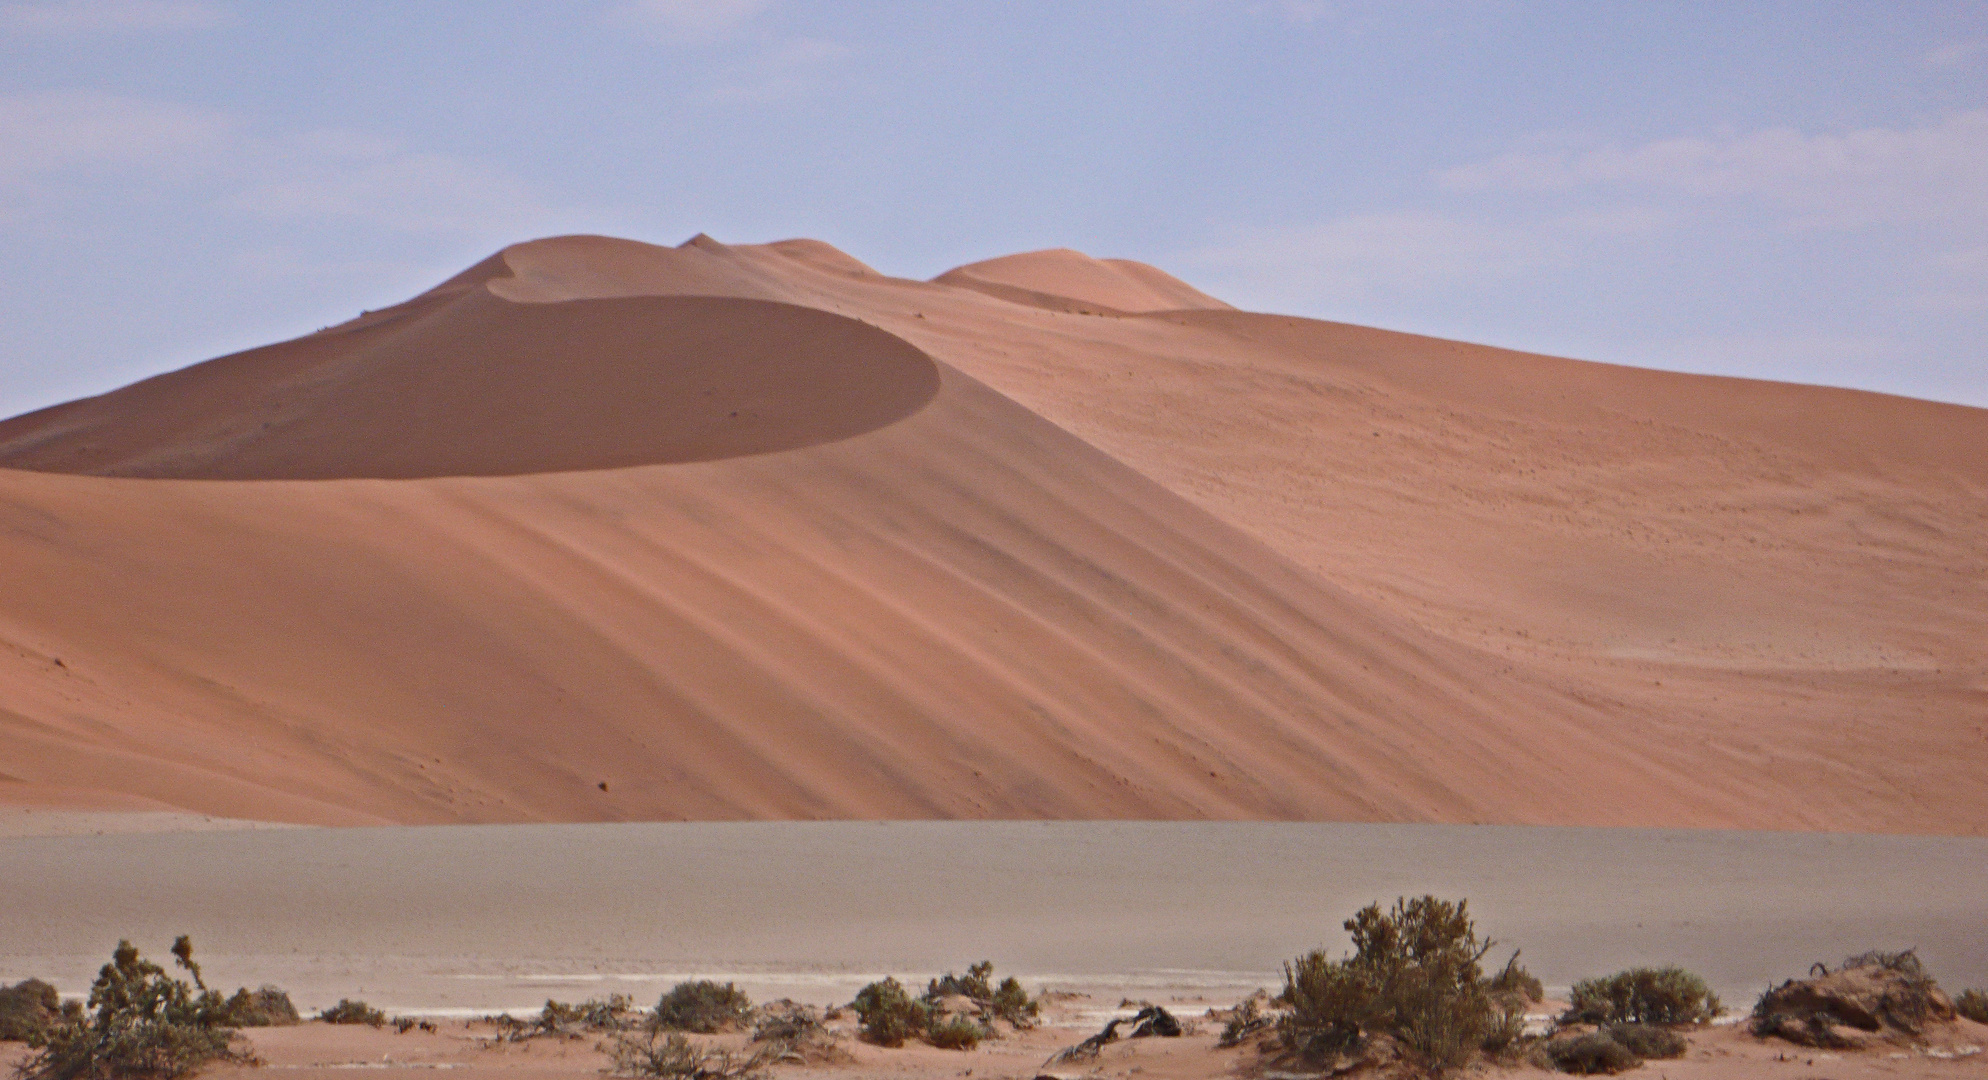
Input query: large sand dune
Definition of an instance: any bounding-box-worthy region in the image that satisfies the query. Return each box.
[0,234,1982,832]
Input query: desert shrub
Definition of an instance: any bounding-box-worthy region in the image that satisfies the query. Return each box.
[319,999,386,1027]
[218,987,298,1028]
[749,1001,822,1045]
[15,938,242,1080]
[1957,989,1988,1024]
[1606,1022,1685,1059]
[606,1030,768,1080]
[922,962,1038,1029]
[1280,896,1496,1070]
[1482,996,1526,1054]
[1489,952,1544,1003]
[1218,995,1275,1048]
[926,1014,987,1050]
[851,978,928,1048]
[1839,949,1939,1029]
[653,982,752,1034]
[1544,1032,1638,1074]
[1566,967,1719,1025]
[926,962,994,1002]
[1,980,78,1043]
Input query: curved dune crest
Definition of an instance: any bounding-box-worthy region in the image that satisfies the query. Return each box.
[934,248,1234,313]
[0,233,1982,835]
[0,292,940,479]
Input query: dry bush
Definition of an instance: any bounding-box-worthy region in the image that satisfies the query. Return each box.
[14,938,244,1080]
[851,978,929,1048]
[1957,989,1988,1024]
[319,999,386,1027]
[218,987,298,1028]
[923,962,1039,1029]
[1543,1031,1637,1074]
[1489,952,1544,1003]
[925,1015,987,1050]
[1565,967,1720,1025]
[494,995,635,1042]
[654,983,752,1034]
[1217,994,1275,1048]
[1279,896,1499,1071]
[606,1030,769,1080]
[1,981,78,1044]
[1605,1022,1685,1059]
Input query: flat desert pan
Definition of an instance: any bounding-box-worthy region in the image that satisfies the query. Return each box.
[2,821,1983,1014]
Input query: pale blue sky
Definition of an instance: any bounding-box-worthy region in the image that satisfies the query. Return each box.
[3,1,1985,419]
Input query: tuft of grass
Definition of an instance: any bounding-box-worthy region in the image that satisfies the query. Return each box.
[1279,896,1498,1071]
[14,938,244,1080]
[606,1030,769,1080]
[1543,1031,1638,1074]
[653,982,752,1034]
[319,999,386,1027]
[925,1015,987,1051]
[1957,989,1988,1024]
[851,978,929,1048]
[1605,1022,1686,1059]
[1565,967,1720,1025]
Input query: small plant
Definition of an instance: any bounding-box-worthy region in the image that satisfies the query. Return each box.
[606,1030,769,1080]
[653,982,752,1034]
[218,987,299,1028]
[1565,967,1719,1025]
[1957,989,1988,1024]
[14,938,244,1080]
[1,980,78,1043]
[926,962,994,1002]
[851,978,929,1048]
[1217,995,1275,1047]
[749,1001,822,1045]
[1543,1031,1637,1074]
[319,999,386,1027]
[1489,952,1544,1003]
[1604,1022,1685,1059]
[925,1014,987,1050]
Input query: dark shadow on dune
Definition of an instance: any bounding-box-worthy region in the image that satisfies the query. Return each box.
[0,294,942,480]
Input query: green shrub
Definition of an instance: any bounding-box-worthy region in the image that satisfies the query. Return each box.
[925,1014,987,1050]
[0,980,77,1043]
[1217,995,1273,1048]
[988,976,1039,1027]
[15,938,242,1080]
[653,982,752,1034]
[606,1030,768,1079]
[851,978,928,1048]
[1544,1032,1637,1074]
[926,962,994,1002]
[219,987,299,1028]
[921,962,1038,1029]
[1489,952,1544,1003]
[1280,896,1497,1070]
[1605,1022,1685,1059]
[1957,989,1988,1024]
[1566,967,1719,1025]
[319,999,386,1027]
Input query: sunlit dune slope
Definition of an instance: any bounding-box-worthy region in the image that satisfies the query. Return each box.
[1,233,1982,833]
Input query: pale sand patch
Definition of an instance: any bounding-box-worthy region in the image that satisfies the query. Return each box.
[2,822,1982,1016]
[0,807,309,837]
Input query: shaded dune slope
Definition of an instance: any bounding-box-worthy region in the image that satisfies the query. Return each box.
[1,234,1983,832]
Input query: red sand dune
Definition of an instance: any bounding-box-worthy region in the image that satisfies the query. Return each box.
[0,234,1982,832]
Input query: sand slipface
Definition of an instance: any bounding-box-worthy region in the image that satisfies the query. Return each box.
[0,232,1982,833]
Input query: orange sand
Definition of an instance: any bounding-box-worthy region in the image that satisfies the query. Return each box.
[0,234,1981,832]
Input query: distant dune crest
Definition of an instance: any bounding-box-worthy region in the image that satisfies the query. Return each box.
[0,233,1981,835]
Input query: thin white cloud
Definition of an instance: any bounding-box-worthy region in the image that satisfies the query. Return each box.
[0,90,231,179]
[616,0,769,44]
[0,92,550,236]
[0,0,221,33]
[1924,40,1984,69]
[1439,110,1988,229]
[706,36,853,102]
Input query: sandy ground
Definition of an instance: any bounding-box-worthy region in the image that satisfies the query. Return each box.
[0,235,1982,834]
[3,993,1985,1080]
[2,822,1983,1015]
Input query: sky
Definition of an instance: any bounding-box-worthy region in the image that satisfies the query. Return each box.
[2,0,1985,419]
